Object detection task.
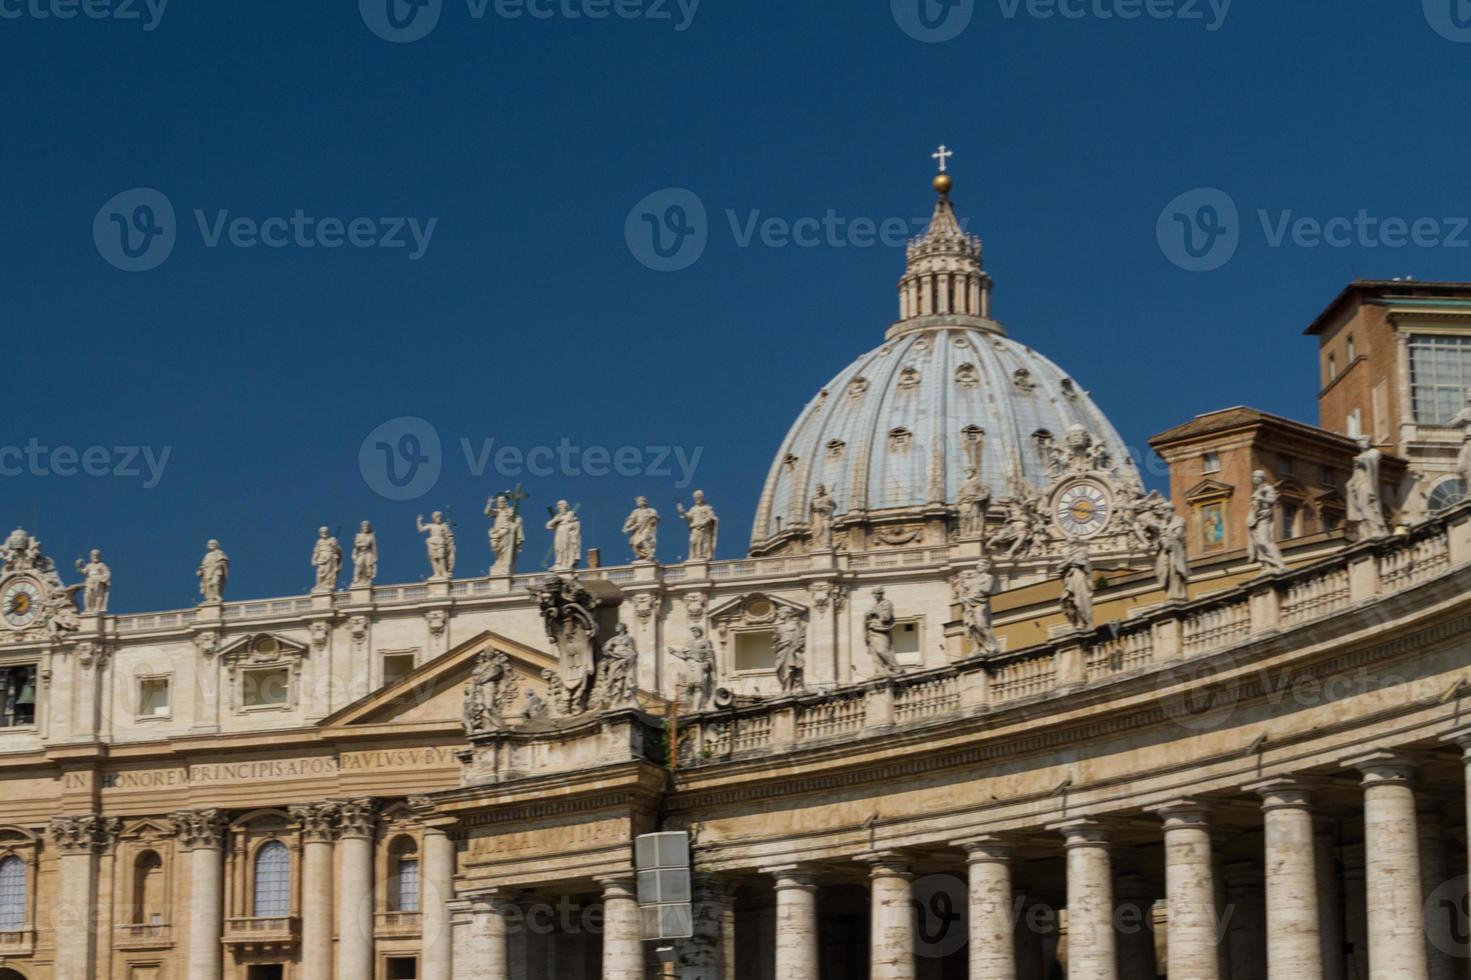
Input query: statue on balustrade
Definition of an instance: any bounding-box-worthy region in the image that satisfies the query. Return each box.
[311,527,342,593]
[417,511,456,580]
[678,491,719,562]
[956,467,991,540]
[1346,437,1390,542]
[622,497,660,563]
[352,522,378,586]
[809,485,837,550]
[597,624,639,707]
[75,549,111,613]
[1059,540,1094,632]
[1247,471,1288,574]
[669,626,717,711]
[486,494,526,576]
[865,587,901,673]
[1155,512,1190,602]
[546,500,582,572]
[197,540,229,603]
[955,559,1000,655]
[462,649,518,735]
[533,574,600,715]
[773,606,807,693]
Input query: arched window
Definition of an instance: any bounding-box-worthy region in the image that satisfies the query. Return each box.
[387,838,420,913]
[252,841,290,918]
[1430,477,1467,513]
[132,850,164,924]
[0,856,25,931]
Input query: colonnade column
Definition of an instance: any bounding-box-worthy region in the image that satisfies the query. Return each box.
[1149,800,1221,980]
[168,809,226,980]
[1249,779,1323,980]
[959,836,1016,980]
[1222,862,1266,980]
[336,798,377,980]
[1053,820,1117,980]
[419,822,457,980]
[769,866,820,980]
[680,874,737,980]
[599,876,643,980]
[1312,818,1345,980]
[49,814,109,980]
[1345,753,1429,980]
[288,802,337,980]
[1416,800,1454,980]
[450,893,513,980]
[860,851,916,980]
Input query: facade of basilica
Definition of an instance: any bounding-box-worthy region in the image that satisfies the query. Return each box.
[6,168,1471,980]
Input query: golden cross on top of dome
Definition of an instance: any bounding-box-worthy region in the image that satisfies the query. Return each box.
[932,144,954,173]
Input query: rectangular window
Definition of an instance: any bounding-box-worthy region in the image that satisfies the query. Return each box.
[1347,334,1356,361]
[732,631,774,672]
[1277,457,1294,477]
[386,958,418,980]
[894,620,923,667]
[1280,503,1300,540]
[241,668,291,708]
[1347,409,1363,439]
[381,653,416,688]
[0,665,37,728]
[1321,466,1335,488]
[1328,354,1337,382]
[138,677,170,718]
[1201,451,1221,475]
[395,859,420,913]
[1409,333,1471,425]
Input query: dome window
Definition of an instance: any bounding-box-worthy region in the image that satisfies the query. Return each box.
[826,440,847,459]
[848,377,870,399]
[955,363,980,389]
[1060,378,1078,399]
[898,367,922,391]
[1013,369,1037,393]
[888,428,913,453]
[962,426,986,468]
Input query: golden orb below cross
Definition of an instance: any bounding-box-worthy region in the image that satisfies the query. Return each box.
[933,172,953,195]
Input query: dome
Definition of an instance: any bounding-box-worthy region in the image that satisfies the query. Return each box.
[749,164,1134,551]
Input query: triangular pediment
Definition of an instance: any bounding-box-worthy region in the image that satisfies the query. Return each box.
[320,630,557,730]
[1184,478,1235,503]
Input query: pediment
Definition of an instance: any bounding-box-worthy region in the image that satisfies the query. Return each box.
[218,632,310,667]
[1183,479,1235,503]
[708,592,808,629]
[321,630,557,730]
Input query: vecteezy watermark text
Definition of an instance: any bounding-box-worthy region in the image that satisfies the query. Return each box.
[359,417,703,501]
[93,188,437,272]
[624,187,958,272]
[891,0,1230,43]
[0,439,170,488]
[359,0,699,43]
[0,0,168,31]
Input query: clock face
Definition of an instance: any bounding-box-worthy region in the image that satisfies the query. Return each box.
[1054,480,1112,539]
[2,577,43,629]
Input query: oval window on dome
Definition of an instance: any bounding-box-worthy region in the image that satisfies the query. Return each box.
[955,363,979,389]
[826,440,846,459]
[848,377,870,399]
[888,428,913,453]
[1013,369,1037,393]
[898,367,922,391]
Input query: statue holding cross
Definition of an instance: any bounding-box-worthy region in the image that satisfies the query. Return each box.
[486,484,527,577]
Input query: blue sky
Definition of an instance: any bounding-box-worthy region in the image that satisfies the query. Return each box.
[4,0,1470,611]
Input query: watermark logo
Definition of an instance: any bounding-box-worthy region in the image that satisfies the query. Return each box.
[1425,875,1471,957]
[360,0,443,43]
[1425,0,1471,42]
[892,0,974,43]
[360,417,443,501]
[93,188,437,271]
[996,0,1231,31]
[1155,652,1240,733]
[626,188,707,272]
[1156,187,1240,273]
[912,874,968,959]
[0,0,169,31]
[93,188,176,273]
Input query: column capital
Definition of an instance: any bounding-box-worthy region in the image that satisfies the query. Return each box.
[335,797,377,839]
[168,808,227,851]
[597,876,638,899]
[1047,818,1110,848]
[1244,777,1316,810]
[1146,798,1213,829]
[1342,750,1420,785]
[765,864,822,891]
[288,801,339,843]
[50,813,121,855]
[955,834,1012,864]
[854,849,912,880]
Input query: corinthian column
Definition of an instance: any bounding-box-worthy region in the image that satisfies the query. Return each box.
[167,809,226,980]
[288,802,338,980]
[1053,820,1117,980]
[958,836,1015,980]
[1345,754,1429,980]
[1149,800,1221,980]
[49,814,112,980]
[769,866,820,980]
[600,877,643,980]
[336,798,377,980]
[1249,780,1322,980]
[860,851,916,980]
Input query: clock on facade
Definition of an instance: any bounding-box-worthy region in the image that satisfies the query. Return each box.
[1,576,44,630]
[1053,479,1112,539]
